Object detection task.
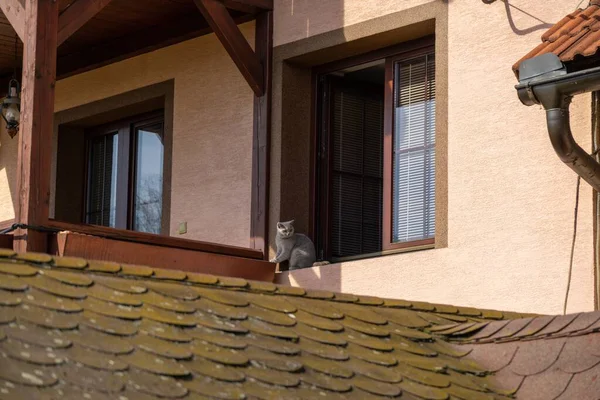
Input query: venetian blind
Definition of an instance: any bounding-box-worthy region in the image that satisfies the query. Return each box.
[392,53,436,243]
[87,133,118,228]
[330,82,383,258]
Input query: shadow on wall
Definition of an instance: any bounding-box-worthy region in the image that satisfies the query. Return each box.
[274,0,344,293]
[0,124,17,222]
[483,0,553,35]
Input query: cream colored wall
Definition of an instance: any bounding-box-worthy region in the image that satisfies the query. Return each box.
[274,0,435,46]
[275,0,596,315]
[0,123,17,221]
[52,23,256,247]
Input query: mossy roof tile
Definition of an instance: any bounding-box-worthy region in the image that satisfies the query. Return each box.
[0,250,599,398]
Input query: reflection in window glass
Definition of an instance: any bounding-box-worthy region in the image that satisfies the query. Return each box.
[134,123,164,234]
[87,133,119,227]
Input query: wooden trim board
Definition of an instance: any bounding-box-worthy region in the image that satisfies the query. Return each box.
[51,231,276,281]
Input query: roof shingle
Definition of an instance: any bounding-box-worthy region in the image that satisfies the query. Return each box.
[513,1,600,77]
[0,250,599,398]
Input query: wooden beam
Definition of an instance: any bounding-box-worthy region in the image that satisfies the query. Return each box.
[56,13,254,79]
[15,0,59,252]
[0,219,15,231]
[219,1,258,14]
[57,0,113,46]
[0,0,25,42]
[250,11,272,257]
[46,219,263,259]
[219,0,272,10]
[51,232,275,281]
[194,0,264,96]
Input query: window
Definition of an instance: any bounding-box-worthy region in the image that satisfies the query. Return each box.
[85,112,164,234]
[315,41,435,261]
[385,52,436,249]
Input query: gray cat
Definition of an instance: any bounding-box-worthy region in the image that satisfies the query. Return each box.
[270,220,316,270]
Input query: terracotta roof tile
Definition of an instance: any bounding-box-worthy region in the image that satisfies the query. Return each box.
[1,250,600,398]
[514,1,600,77]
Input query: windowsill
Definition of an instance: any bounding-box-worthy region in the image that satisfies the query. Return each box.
[329,241,436,264]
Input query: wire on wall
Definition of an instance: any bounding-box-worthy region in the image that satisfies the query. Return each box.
[564,176,581,315]
[564,148,600,314]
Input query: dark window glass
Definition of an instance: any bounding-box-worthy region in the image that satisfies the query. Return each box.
[85,113,164,233]
[330,81,383,258]
[315,45,436,261]
[133,123,164,234]
[86,132,119,227]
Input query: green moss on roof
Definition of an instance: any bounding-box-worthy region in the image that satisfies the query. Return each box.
[0,250,593,399]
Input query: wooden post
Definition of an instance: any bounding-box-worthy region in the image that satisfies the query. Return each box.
[14,0,59,253]
[250,11,272,258]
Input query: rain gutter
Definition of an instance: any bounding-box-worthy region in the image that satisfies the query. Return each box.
[516,53,600,191]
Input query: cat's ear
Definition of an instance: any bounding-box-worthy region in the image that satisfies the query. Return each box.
[290,220,295,225]
[277,222,283,229]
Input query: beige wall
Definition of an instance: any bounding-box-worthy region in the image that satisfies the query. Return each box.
[274,0,436,46]
[0,123,17,222]
[274,0,596,315]
[0,23,257,247]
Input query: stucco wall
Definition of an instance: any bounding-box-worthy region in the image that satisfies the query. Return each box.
[0,123,17,221]
[275,0,596,315]
[0,23,256,247]
[274,0,436,46]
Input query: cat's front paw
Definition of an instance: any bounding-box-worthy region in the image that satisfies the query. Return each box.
[269,258,277,263]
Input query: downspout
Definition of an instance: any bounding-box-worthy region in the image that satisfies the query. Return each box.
[516,53,600,310]
[593,91,600,310]
[516,53,600,192]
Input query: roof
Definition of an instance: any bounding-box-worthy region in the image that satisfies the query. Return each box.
[0,249,598,399]
[0,0,254,86]
[513,0,600,77]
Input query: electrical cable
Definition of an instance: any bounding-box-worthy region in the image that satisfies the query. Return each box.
[564,176,581,315]
[564,148,600,315]
[0,223,61,235]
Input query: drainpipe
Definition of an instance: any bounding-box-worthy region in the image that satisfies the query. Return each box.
[593,91,600,310]
[516,53,600,310]
[516,53,600,192]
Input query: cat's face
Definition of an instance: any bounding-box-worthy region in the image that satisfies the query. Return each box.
[277,220,295,238]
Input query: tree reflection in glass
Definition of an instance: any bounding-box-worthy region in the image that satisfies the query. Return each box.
[134,123,164,234]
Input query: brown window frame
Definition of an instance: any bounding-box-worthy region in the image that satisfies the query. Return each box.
[311,36,436,261]
[84,110,165,233]
[382,50,436,251]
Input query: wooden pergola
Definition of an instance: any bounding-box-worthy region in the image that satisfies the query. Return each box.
[0,0,273,279]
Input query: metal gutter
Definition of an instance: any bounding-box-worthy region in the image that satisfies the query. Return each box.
[516,53,600,192]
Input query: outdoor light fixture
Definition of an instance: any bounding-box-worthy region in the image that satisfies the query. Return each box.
[1,79,21,138]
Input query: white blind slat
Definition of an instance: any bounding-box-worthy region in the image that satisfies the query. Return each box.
[392,53,436,243]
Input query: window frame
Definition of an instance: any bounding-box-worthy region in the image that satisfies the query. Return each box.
[382,48,436,251]
[84,110,165,233]
[310,36,436,261]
